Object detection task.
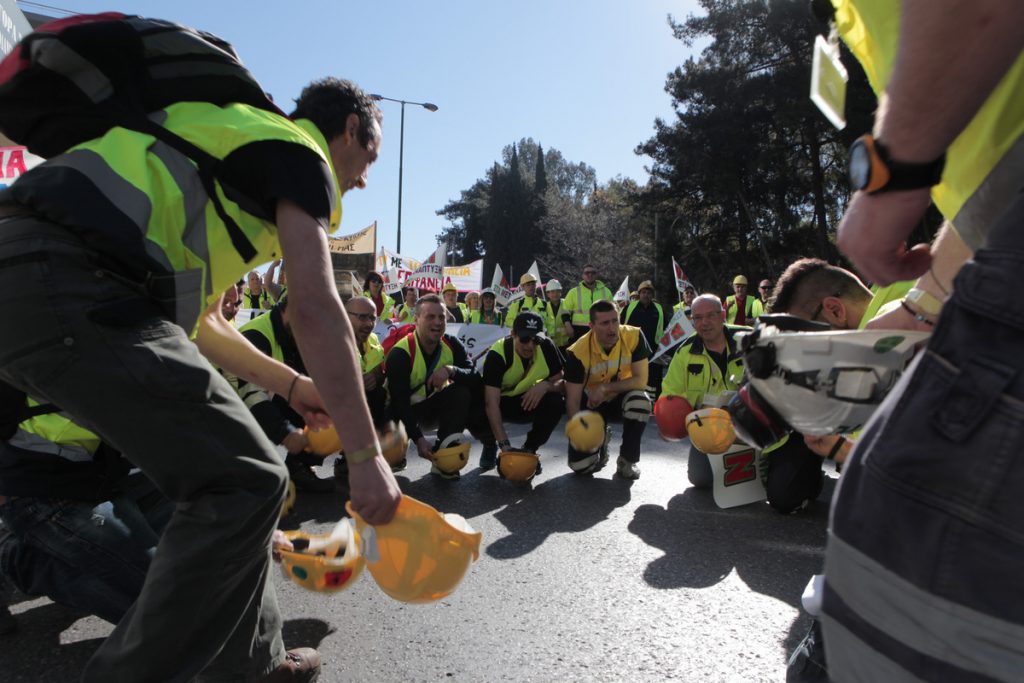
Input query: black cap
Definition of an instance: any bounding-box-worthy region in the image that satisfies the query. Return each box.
[513,311,545,337]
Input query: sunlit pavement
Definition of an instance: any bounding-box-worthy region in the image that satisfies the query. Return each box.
[1,420,834,682]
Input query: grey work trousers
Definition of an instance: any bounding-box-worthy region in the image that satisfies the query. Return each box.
[0,216,288,682]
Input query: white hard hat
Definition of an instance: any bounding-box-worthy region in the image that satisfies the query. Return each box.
[545,279,562,292]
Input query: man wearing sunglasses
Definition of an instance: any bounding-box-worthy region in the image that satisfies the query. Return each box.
[481,312,566,472]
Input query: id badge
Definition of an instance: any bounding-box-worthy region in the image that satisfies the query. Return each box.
[810,34,848,130]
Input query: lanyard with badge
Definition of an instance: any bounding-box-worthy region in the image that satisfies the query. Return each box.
[810,4,848,131]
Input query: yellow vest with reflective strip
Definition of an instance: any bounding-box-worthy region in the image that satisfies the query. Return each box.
[237,310,285,363]
[567,325,642,389]
[21,103,341,334]
[833,0,1024,251]
[390,332,454,404]
[361,333,384,374]
[16,399,101,457]
[488,337,552,397]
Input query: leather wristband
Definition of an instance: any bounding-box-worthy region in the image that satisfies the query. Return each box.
[827,437,846,460]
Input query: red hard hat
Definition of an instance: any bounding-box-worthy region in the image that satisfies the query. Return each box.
[654,395,694,442]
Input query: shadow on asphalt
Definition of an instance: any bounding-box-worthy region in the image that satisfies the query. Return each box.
[0,601,103,680]
[485,473,634,559]
[628,487,828,602]
[282,617,335,650]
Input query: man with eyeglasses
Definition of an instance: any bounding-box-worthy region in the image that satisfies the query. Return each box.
[561,264,614,345]
[229,296,336,493]
[758,279,773,307]
[481,312,566,472]
[769,258,873,331]
[663,295,749,490]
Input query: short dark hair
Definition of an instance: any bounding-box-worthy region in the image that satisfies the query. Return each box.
[415,293,443,316]
[362,270,384,292]
[770,258,870,314]
[291,77,382,147]
[589,299,617,321]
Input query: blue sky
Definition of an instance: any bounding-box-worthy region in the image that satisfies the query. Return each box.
[18,0,702,263]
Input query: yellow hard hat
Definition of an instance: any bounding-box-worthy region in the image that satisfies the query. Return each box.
[497,450,540,483]
[347,496,482,604]
[305,424,343,457]
[565,411,606,452]
[733,275,748,286]
[686,407,737,454]
[379,422,409,468]
[278,522,366,593]
[432,434,470,474]
[280,479,297,518]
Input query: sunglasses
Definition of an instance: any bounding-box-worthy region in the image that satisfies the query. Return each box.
[347,311,377,323]
[583,270,597,275]
[517,334,537,344]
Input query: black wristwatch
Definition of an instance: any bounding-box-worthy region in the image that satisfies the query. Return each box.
[848,134,945,194]
[497,439,512,451]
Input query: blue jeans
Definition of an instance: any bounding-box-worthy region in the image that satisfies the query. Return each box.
[0,473,172,624]
[822,190,1024,681]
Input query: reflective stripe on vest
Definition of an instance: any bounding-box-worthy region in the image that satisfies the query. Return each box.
[834,0,1024,252]
[568,283,613,325]
[567,325,642,388]
[13,402,101,463]
[391,332,454,404]
[489,336,551,397]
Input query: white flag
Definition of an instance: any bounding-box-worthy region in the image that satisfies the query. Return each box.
[490,263,512,307]
[614,276,630,303]
[650,309,696,362]
[405,244,446,291]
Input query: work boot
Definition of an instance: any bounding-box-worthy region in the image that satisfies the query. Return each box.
[478,443,498,471]
[287,459,335,493]
[256,647,321,682]
[615,456,640,480]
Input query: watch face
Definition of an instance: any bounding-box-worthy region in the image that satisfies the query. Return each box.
[848,139,871,190]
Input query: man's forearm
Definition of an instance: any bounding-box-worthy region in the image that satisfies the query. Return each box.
[277,200,378,454]
[484,390,507,443]
[876,0,1024,160]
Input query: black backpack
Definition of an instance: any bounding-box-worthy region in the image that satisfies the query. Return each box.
[0,12,285,262]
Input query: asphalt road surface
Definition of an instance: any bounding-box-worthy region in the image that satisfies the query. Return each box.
[1,420,835,682]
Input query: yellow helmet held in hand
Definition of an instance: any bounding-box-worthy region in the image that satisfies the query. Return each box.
[278,521,366,593]
[497,450,540,483]
[565,411,606,452]
[432,433,470,474]
[304,424,343,457]
[347,496,482,604]
[686,408,737,455]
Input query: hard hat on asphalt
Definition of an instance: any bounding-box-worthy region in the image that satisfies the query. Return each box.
[654,395,694,442]
[305,424,343,456]
[497,450,540,483]
[379,422,409,468]
[686,408,737,454]
[348,495,482,603]
[432,433,470,474]
[565,411,606,452]
[279,520,366,593]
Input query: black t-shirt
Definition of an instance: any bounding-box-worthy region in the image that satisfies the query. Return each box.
[563,334,652,384]
[482,337,563,388]
[707,348,730,380]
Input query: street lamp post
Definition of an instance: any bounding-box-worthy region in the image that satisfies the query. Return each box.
[369,94,438,254]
